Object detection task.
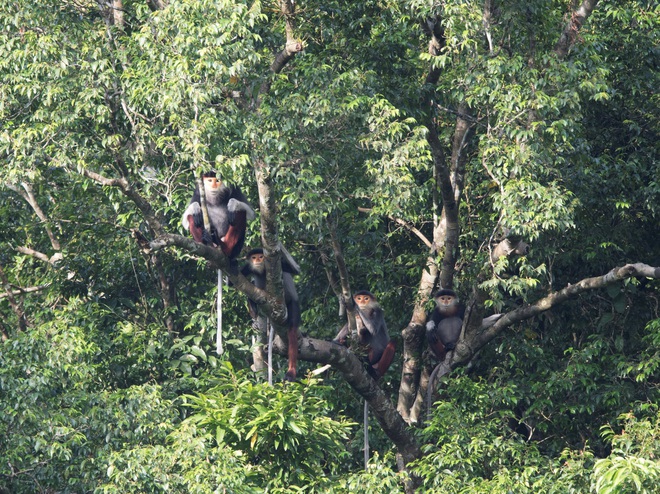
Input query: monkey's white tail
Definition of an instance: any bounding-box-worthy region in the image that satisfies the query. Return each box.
[216,270,224,355]
[364,400,370,470]
[267,320,275,385]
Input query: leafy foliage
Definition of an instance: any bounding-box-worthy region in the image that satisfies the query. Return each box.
[184,366,356,491]
[0,0,658,492]
[593,408,660,494]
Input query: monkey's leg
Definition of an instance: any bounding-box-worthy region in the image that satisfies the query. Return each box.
[428,334,447,360]
[284,326,299,382]
[219,211,247,258]
[372,341,396,378]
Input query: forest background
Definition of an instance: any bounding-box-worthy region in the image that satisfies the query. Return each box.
[0,0,659,493]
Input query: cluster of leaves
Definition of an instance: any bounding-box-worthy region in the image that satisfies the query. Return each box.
[0,303,179,492]
[593,406,660,494]
[183,365,356,490]
[0,0,659,492]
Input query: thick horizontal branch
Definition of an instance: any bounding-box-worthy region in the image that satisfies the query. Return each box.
[143,231,285,322]
[423,263,658,410]
[14,246,63,266]
[477,263,659,348]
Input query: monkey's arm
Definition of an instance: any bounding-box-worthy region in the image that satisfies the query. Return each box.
[227,197,255,223]
[425,308,440,331]
[357,306,385,337]
[181,202,210,244]
[333,324,349,346]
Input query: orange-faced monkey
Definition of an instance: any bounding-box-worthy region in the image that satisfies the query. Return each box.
[334,290,396,379]
[242,248,301,382]
[181,171,254,259]
[426,289,464,359]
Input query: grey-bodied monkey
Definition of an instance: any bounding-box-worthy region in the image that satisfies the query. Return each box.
[242,248,301,382]
[334,290,396,379]
[181,171,254,259]
[426,289,464,360]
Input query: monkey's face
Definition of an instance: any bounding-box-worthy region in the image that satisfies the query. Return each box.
[249,252,265,274]
[436,294,458,313]
[354,293,373,308]
[203,176,226,200]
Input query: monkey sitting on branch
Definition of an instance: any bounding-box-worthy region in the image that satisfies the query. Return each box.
[334,290,396,379]
[425,289,464,360]
[242,248,301,382]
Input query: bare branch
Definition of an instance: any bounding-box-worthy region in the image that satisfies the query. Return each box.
[477,263,659,347]
[0,284,49,300]
[358,207,432,249]
[79,168,166,237]
[257,0,303,102]
[6,182,63,264]
[142,231,270,307]
[0,263,29,332]
[14,246,63,266]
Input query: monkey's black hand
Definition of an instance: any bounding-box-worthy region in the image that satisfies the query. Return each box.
[201,229,214,245]
[426,325,439,345]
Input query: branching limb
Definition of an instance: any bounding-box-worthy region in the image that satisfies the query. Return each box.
[318,249,344,316]
[555,0,600,58]
[252,160,290,333]
[78,168,167,237]
[0,284,50,300]
[141,231,269,309]
[285,335,422,466]
[357,207,432,249]
[327,222,358,332]
[6,182,63,265]
[426,263,660,390]
[257,0,303,102]
[0,262,29,332]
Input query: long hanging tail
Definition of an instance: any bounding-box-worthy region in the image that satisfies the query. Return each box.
[216,270,223,355]
[364,400,370,470]
[267,319,275,386]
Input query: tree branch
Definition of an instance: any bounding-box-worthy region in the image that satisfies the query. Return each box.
[429,263,660,386]
[0,284,49,300]
[257,0,303,102]
[79,168,167,238]
[289,335,423,465]
[6,182,63,265]
[15,246,61,265]
[0,263,29,332]
[554,0,600,58]
[357,207,432,249]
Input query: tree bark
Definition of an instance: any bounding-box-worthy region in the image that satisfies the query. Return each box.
[555,0,600,58]
[0,263,29,332]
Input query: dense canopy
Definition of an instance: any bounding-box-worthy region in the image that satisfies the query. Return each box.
[1,1,658,492]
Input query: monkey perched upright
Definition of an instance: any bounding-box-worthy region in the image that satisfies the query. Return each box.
[334,290,396,379]
[181,171,255,259]
[242,248,301,382]
[426,289,464,359]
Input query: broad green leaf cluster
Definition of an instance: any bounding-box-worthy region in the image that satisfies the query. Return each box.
[0,0,658,492]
